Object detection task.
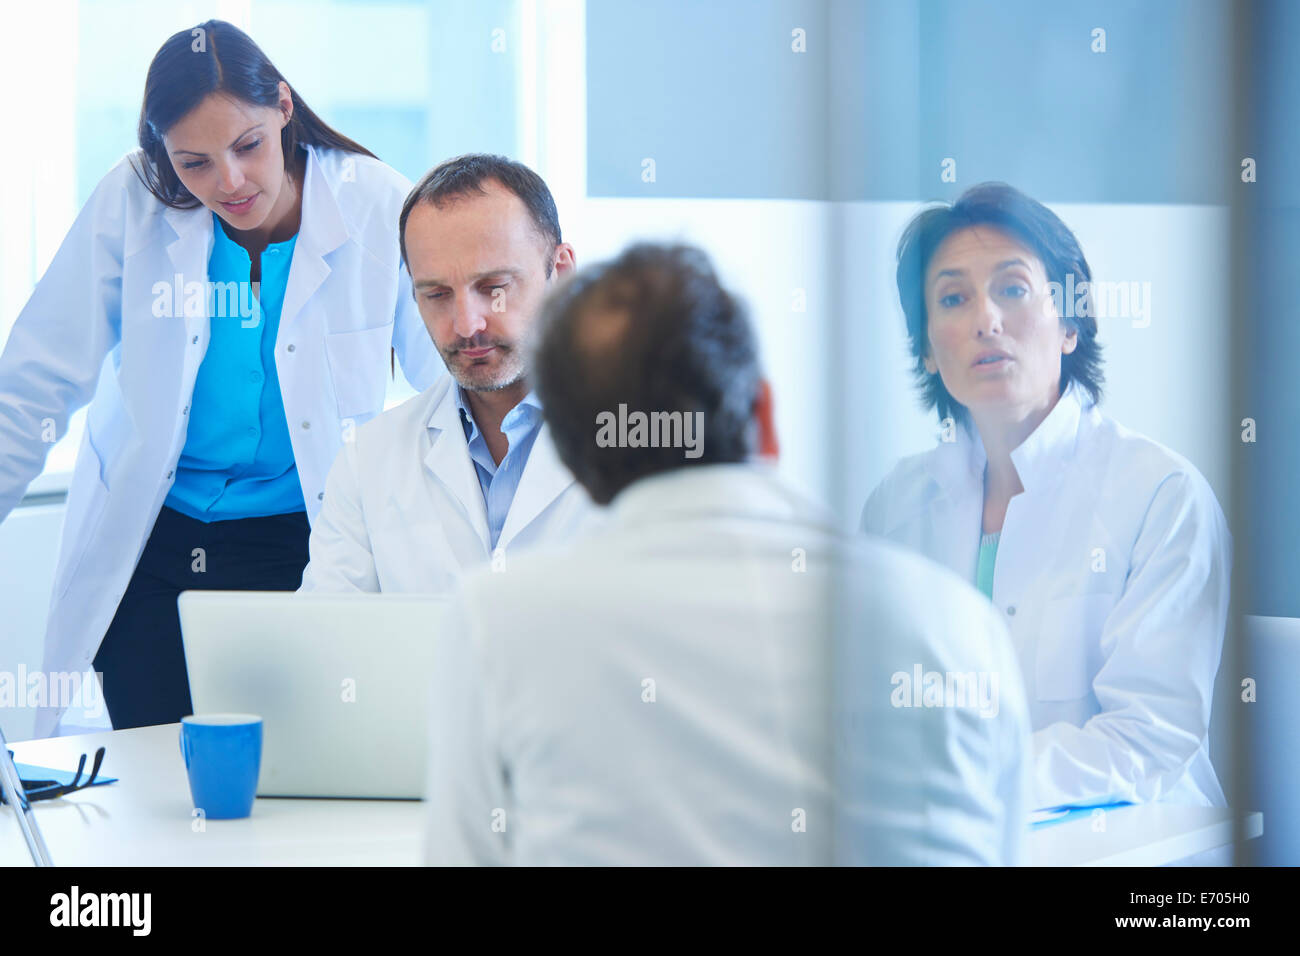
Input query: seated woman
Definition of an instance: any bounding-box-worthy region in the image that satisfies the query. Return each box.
[861,183,1231,810]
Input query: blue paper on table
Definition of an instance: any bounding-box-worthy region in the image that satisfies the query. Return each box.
[14,762,117,788]
[1030,801,1132,829]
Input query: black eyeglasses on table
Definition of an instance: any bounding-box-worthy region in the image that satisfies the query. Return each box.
[0,747,106,804]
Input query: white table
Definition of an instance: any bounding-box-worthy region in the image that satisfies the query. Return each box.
[1,725,1264,866]
[1031,803,1262,866]
[2,725,424,866]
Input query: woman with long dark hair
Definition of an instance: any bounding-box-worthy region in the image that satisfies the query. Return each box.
[0,20,441,733]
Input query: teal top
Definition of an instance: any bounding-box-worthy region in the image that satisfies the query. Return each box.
[976,531,1000,599]
[164,212,304,522]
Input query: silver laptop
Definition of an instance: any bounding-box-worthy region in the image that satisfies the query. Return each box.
[179,590,446,799]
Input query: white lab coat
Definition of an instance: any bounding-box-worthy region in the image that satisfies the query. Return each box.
[425,464,1032,865]
[0,144,442,737]
[860,383,1232,810]
[298,375,597,594]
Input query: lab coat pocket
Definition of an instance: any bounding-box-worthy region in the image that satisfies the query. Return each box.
[323,321,395,423]
[1035,593,1112,701]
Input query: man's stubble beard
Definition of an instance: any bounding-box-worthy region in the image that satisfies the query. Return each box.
[444,344,527,393]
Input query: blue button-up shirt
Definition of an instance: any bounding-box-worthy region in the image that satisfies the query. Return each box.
[164,213,304,522]
[454,386,544,550]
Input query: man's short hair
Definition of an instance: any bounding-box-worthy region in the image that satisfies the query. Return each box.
[531,242,761,505]
[399,153,562,274]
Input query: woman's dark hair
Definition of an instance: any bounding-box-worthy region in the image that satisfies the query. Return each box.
[131,20,376,208]
[895,182,1105,425]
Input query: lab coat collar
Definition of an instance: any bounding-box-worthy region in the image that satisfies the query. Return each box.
[424,379,492,551]
[928,382,1089,498]
[609,462,832,530]
[452,376,571,550]
[161,188,215,340]
[278,144,350,329]
[423,379,574,552]
[498,422,575,549]
[1008,383,1086,492]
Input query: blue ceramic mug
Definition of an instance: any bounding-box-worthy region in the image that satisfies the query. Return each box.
[179,714,262,820]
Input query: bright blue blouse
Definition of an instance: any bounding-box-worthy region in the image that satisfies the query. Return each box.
[164,213,305,522]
